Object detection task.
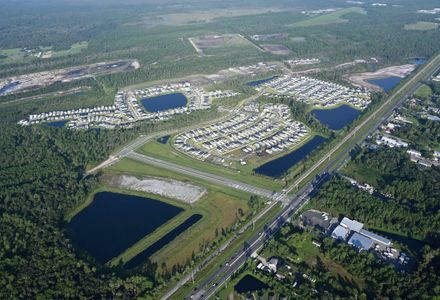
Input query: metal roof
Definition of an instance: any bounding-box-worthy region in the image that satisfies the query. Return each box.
[340,217,364,232]
[348,232,374,251]
[331,225,349,240]
[359,229,391,246]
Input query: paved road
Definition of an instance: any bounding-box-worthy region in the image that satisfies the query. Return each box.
[127,152,285,201]
[86,92,263,176]
[184,54,440,300]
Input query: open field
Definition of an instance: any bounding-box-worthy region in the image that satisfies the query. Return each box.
[126,7,287,27]
[404,22,439,31]
[414,84,433,98]
[291,7,366,28]
[104,159,253,269]
[136,138,283,190]
[260,44,292,55]
[251,33,288,41]
[189,34,257,56]
[0,42,88,64]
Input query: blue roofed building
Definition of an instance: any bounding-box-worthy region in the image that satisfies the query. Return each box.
[348,232,374,251]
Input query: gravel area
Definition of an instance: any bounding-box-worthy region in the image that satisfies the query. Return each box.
[107,175,207,204]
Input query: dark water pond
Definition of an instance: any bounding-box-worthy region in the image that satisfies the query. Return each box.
[0,81,20,95]
[47,120,68,127]
[234,275,269,294]
[141,92,187,112]
[254,135,327,178]
[368,76,402,93]
[312,104,362,130]
[157,135,170,144]
[409,57,427,65]
[69,192,183,264]
[246,76,277,87]
[125,214,202,269]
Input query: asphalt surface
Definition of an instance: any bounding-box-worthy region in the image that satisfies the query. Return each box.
[127,152,284,200]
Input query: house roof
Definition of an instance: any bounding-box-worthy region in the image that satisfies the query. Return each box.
[331,225,349,240]
[348,232,374,251]
[340,217,364,232]
[359,229,391,246]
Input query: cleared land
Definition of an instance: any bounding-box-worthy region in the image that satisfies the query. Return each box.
[104,174,207,204]
[261,44,292,55]
[347,64,416,91]
[291,7,365,27]
[0,42,88,64]
[126,7,286,27]
[189,34,256,56]
[404,22,439,31]
[251,33,288,41]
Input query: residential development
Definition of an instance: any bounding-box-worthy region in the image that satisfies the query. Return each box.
[259,75,371,109]
[174,103,310,161]
[18,82,238,129]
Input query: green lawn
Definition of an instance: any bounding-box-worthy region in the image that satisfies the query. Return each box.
[136,138,283,191]
[415,84,433,98]
[291,7,365,28]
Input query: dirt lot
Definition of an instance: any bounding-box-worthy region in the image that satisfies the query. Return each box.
[261,44,292,55]
[347,64,416,91]
[189,34,253,56]
[105,174,207,204]
[0,59,140,96]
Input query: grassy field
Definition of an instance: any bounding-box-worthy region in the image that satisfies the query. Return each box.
[0,42,88,64]
[404,22,439,31]
[415,84,433,98]
[136,137,283,190]
[105,158,255,269]
[291,7,365,28]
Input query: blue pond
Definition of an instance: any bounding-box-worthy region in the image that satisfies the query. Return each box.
[125,214,202,269]
[141,93,187,112]
[246,76,277,87]
[234,275,269,294]
[69,192,183,264]
[368,77,401,93]
[157,135,170,144]
[312,104,362,130]
[47,120,68,128]
[0,81,20,95]
[254,136,327,178]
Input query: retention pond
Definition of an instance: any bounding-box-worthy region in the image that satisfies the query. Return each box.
[141,92,187,112]
[312,104,362,130]
[69,192,183,264]
[254,135,327,178]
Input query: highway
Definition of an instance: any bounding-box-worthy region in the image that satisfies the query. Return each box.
[127,152,285,201]
[182,54,440,299]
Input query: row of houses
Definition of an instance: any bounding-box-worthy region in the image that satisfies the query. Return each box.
[257,75,371,109]
[173,103,310,160]
[18,82,236,129]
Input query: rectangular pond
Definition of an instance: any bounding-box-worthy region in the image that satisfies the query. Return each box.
[254,135,327,178]
[246,76,277,87]
[141,92,187,112]
[368,76,402,93]
[68,192,183,264]
[124,214,202,269]
[311,104,362,130]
